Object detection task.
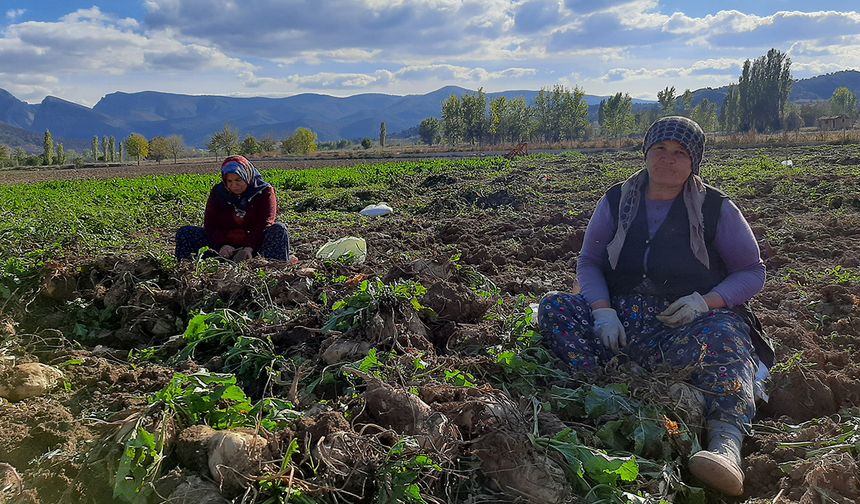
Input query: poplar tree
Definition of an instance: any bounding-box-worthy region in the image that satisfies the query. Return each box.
[657,86,677,116]
[43,130,54,165]
[461,88,487,145]
[441,94,464,145]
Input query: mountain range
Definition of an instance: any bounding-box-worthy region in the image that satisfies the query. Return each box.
[2,70,859,152]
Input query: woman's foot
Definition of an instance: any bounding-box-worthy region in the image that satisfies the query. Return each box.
[688,449,744,496]
[689,420,745,496]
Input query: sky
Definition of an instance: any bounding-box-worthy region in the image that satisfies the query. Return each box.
[1,1,859,106]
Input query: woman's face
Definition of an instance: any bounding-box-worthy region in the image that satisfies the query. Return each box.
[646,140,692,190]
[224,173,248,195]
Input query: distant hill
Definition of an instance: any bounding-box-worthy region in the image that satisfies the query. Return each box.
[0,70,857,150]
[790,70,860,101]
[0,122,42,151]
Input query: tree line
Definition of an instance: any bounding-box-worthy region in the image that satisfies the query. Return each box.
[416,48,859,146]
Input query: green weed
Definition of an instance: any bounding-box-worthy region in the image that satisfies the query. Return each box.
[322,279,428,333]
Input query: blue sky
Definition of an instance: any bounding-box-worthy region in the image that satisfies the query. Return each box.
[1,1,858,106]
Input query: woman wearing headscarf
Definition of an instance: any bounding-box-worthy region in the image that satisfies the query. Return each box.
[175,155,291,261]
[538,116,773,496]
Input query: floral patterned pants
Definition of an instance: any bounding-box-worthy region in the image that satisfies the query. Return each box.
[174,223,291,261]
[538,292,757,432]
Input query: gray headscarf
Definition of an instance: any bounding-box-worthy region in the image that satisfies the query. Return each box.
[606,116,710,270]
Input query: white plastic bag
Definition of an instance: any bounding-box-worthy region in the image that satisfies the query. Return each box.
[359,202,393,217]
[316,236,367,264]
[780,160,793,167]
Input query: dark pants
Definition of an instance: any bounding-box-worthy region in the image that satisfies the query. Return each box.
[175,223,291,261]
[538,292,757,433]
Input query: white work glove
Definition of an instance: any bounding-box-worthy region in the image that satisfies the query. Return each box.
[656,292,709,328]
[218,244,236,258]
[592,308,627,352]
[232,247,254,262]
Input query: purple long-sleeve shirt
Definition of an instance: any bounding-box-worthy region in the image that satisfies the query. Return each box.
[577,195,765,308]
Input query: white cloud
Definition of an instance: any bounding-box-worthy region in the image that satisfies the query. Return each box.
[0,7,254,96]
[142,0,514,60]
[5,8,25,20]
[241,64,538,91]
[666,10,860,48]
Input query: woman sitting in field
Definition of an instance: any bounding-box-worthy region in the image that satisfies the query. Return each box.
[538,116,773,496]
[175,155,291,262]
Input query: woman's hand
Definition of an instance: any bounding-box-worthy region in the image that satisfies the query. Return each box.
[232,247,253,262]
[656,292,710,327]
[218,244,236,258]
[592,307,627,352]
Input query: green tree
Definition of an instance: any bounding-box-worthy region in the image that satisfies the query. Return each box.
[56,143,65,164]
[240,135,260,156]
[281,127,318,155]
[91,136,98,161]
[361,138,372,149]
[680,89,694,117]
[124,133,149,165]
[379,122,386,148]
[657,86,677,116]
[531,87,556,142]
[830,87,858,118]
[149,136,170,163]
[489,96,508,144]
[102,136,109,161]
[43,129,54,165]
[13,147,25,166]
[108,136,116,161]
[119,142,124,162]
[599,93,634,139]
[561,86,589,141]
[506,97,531,143]
[0,144,8,166]
[462,88,487,145]
[691,99,719,132]
[720,85,740,132]
[166,135,184,163]
[258,135,278,153]
[441,94,464,145]
[418,117,441,145]
[732,48,792,132]
[531,85,587,143]
[207,124,240,158]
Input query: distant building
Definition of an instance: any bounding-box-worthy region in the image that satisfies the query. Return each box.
[817,115,854,130]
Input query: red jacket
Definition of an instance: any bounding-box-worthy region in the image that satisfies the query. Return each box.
[204,185,277,251]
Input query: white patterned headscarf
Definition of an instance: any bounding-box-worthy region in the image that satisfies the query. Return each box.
[606,116,710,270]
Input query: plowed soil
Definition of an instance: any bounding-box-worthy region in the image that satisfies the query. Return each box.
[2,144,860,503]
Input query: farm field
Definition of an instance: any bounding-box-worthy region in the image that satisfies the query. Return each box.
[1,145,860,503]
[0,157,418,186]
